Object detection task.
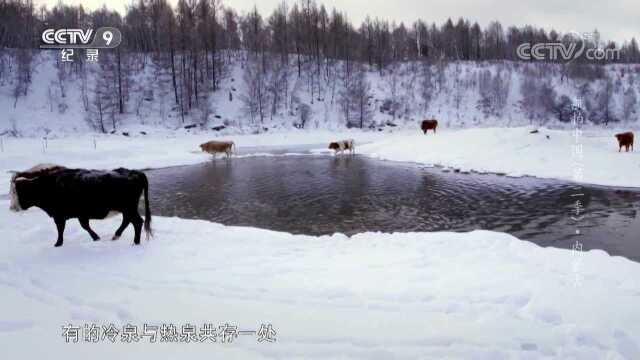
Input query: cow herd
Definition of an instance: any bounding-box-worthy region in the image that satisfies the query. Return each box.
[197,118,442,160]
[6,120,635,248]
[198,138,357,158]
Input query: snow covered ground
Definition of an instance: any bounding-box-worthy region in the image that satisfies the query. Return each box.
[2,126,638,195]
[0,129,389,195]
[2,38,639,359]
[357,126,640,188]
[2,125,639,357]
[1,199,639,359]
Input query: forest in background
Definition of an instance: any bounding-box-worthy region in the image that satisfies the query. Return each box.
[1,0,639,135]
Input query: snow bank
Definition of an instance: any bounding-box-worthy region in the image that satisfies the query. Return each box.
[0,129,388,195]
[1,200,639,358]
[357,127,640,188]
[3,126,638,196]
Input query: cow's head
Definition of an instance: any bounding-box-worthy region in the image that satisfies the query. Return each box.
[9,173,26,212]
[8,171,20,212]
[328,142,340,150]
[8,164,62,212]
[10,176,43,212]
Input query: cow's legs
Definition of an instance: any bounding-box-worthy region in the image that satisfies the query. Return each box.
[79,218,100,241]
[112,216,130,240]
[131,213,143,245]
[54,218,66,247]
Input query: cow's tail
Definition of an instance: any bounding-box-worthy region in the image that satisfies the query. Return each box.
[142,174,153,240]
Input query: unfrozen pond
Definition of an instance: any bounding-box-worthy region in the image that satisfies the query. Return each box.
[146,152,640,262]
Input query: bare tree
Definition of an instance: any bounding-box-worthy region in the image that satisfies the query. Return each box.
[88,74,116,133]
[13,49,33,107]
[241,58,267,124]
[623,86,637,121]
[420,62,435,113]
[340,65,372,128]
[477,67,510,118]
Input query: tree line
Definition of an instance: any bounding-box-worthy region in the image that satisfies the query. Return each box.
[1,0,639,132]
[2,0,640,63]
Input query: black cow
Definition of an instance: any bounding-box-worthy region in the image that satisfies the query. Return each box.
[9,164,152,247]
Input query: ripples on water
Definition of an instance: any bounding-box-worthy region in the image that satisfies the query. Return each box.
[146,155,640,261]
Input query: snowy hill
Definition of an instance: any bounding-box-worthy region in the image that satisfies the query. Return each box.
[1,51,639,138]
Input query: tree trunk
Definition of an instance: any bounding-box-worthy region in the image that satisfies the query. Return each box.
[193,50,198,106]
[212,30,217,91]
[171,47,179,104]
[117,48,123,114]
[296,43,301,77]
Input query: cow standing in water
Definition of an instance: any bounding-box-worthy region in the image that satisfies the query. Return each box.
[9,164,152,247]
[200,140,236,158]
[329,139,355,155]
[421,119,438,134]
[615,132,634,152]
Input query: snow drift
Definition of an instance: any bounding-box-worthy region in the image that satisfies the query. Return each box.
[1,200,639,358]
[357,127,640,188]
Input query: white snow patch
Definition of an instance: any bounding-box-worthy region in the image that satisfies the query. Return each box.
[0,129,388,195]
[358,127,640,188]
[1,200,639,358]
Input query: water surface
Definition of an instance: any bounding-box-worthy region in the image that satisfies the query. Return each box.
[146,154,640,261]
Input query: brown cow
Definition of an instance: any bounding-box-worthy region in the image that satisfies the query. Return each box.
[200,140,236,158]
[421,119,438,135]
[615,132,634,152]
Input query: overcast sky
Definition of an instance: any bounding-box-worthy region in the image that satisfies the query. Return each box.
[34,0,638,43]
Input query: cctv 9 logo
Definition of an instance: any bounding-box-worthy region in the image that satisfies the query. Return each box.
[41,27,122,49]
[91,27,122,48]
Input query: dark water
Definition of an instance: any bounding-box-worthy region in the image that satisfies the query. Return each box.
[145,154,640,261]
